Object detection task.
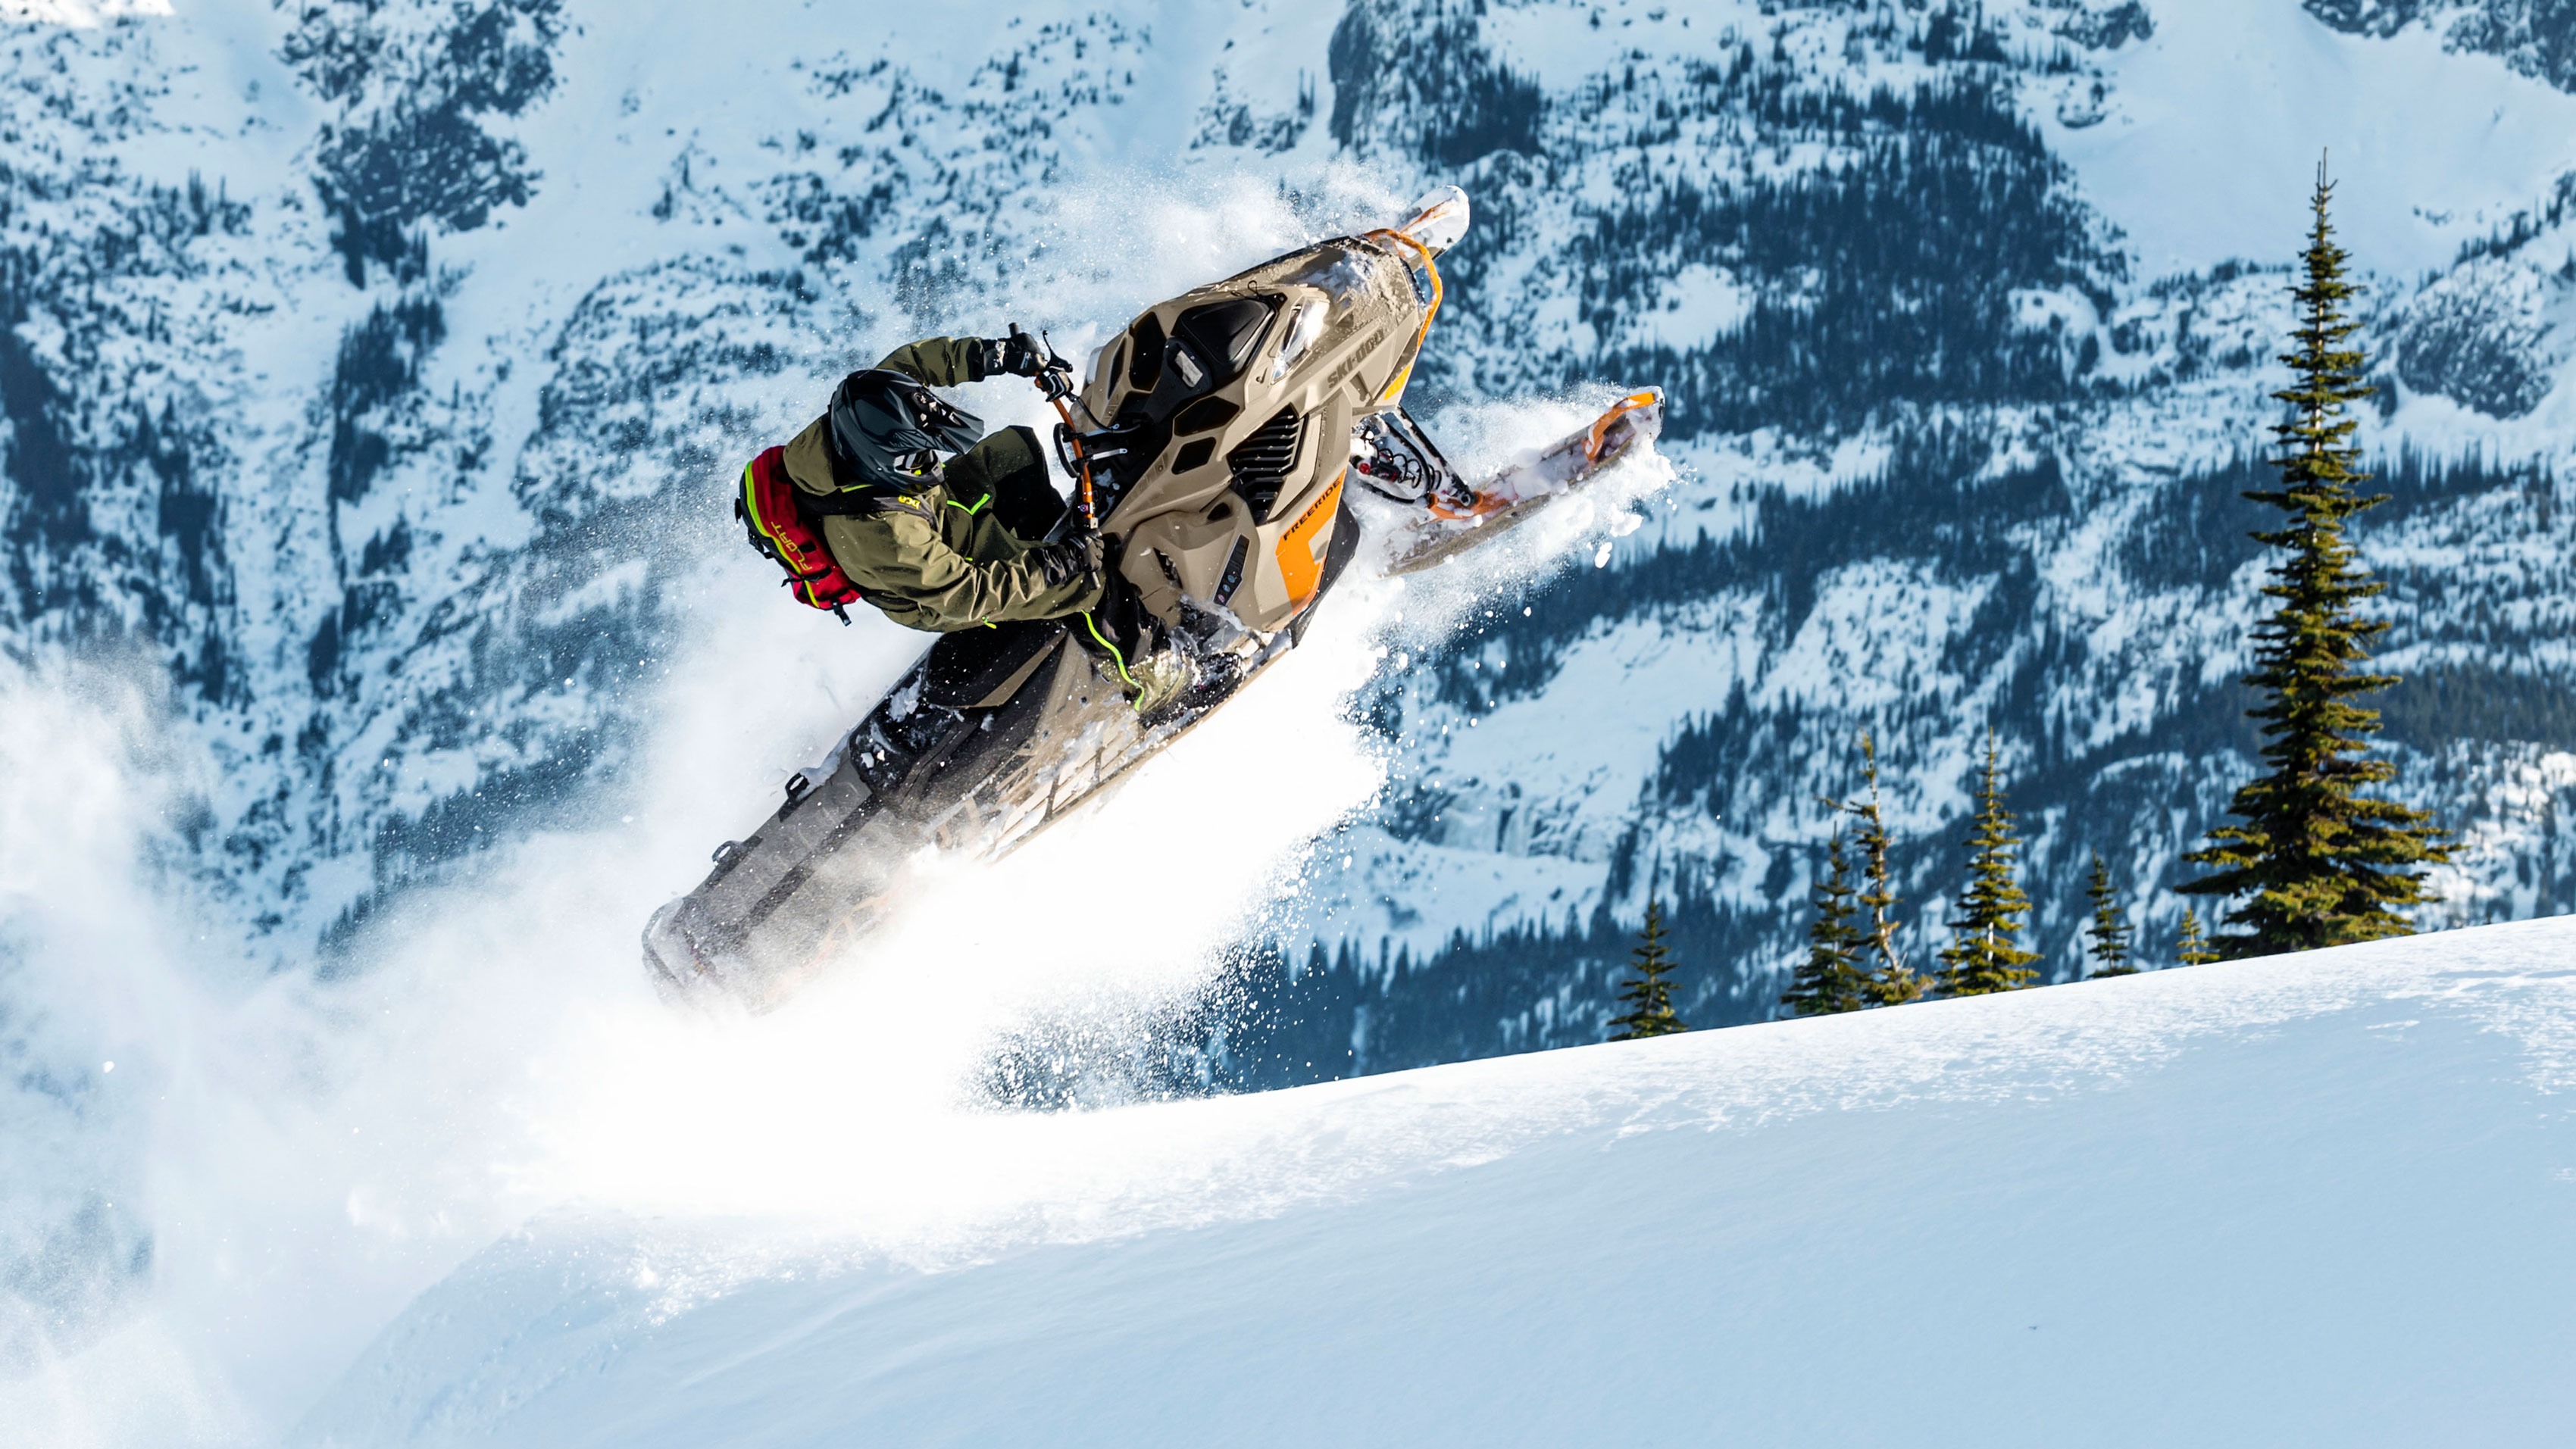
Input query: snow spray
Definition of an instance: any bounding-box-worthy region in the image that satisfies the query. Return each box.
[0,173,1676,1448]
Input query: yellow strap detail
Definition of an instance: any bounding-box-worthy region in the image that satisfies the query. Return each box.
[742,460,803,565]
[1082,611,1139,701]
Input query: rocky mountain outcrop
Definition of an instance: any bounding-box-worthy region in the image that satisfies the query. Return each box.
[2306,1,2576,90]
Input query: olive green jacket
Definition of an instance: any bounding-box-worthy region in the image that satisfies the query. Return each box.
[780,337,1099,632]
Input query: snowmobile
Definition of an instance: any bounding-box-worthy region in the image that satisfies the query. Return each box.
[644,187,1663,1010]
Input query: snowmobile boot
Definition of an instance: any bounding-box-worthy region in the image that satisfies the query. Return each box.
[1124,648,1198,717]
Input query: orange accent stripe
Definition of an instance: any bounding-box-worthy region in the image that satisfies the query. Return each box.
[1276,470,1344,607]
[1049,392,1099,523]
[1365,228,1442,406]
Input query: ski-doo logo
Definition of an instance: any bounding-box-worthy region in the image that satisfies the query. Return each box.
[1322,326,1390,395]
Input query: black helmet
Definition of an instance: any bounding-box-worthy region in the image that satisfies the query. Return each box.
[824,369,985,490]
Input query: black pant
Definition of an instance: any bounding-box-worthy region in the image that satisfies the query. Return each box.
[944,425,1068,541]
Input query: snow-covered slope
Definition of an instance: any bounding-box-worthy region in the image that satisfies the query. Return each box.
[293,919,2576,1447]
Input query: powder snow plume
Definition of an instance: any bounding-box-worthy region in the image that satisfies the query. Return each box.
[0,180,1675,1445]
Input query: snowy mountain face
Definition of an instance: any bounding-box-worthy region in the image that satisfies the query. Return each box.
[11,0,2576,1376]
[1211,0,2576,1082]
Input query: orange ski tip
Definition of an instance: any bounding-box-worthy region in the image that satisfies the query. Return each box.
[1584,390,1663,464]
[1392,186,1471,253]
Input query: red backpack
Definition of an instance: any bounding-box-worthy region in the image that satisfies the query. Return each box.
[736,446,863,622]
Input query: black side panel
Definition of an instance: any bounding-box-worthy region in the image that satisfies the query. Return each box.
[1292,500,1365,647]
[1174,395,1241,436]
[1126,314,1165,392]
[1214,535,1250,606]
[921,618,1068,708]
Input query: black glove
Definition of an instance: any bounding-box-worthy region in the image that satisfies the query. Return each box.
[982,327,1050,379]
[1033,520,1103,589]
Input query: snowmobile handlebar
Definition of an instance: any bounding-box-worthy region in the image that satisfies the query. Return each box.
[1005,322,1093,523]
[1049,395,1096,525]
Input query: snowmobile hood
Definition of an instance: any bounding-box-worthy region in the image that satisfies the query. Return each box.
[827,368,986,491]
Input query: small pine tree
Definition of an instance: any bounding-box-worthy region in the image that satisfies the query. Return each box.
[2178,160,2451,956]
[2175,907,2220,967]
[2085,852,2137,977]
[1936,731,2040,996]
[1834,732,1925,1007]
[1783,831,1870,1016]
[1609,898,1687,1039]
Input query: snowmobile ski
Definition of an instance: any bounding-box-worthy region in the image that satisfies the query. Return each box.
[1373,389,1664,576]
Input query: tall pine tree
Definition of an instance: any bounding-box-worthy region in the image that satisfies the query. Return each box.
[1609,898,1687,1039]
[1783,831,1870,1016]
[1835,732,1924,1006]
[2084,852,2137,977]
[2179,161,2450,956]
[1936,731,2040,996]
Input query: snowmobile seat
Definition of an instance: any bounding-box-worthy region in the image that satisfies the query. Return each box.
[920,616,1065,709]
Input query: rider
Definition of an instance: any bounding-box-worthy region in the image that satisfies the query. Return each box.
[778,331,1103,632]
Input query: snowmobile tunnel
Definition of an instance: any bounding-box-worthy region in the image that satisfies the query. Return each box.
[921,617,1066,710]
